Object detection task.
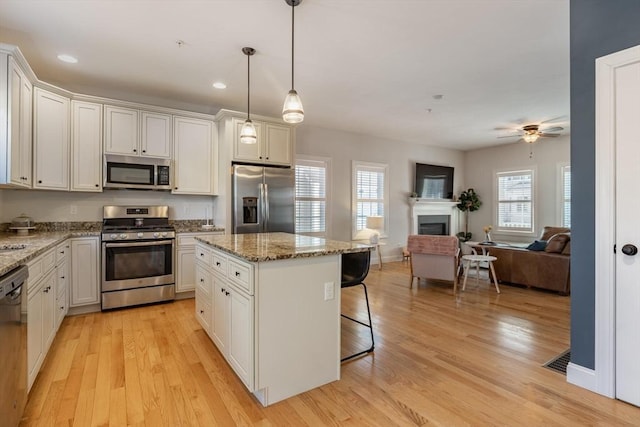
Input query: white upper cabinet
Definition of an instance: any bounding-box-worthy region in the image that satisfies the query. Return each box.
[264,123,292,165]
[141,111,172,158]
[104,106,138,155]
[231,116,293,166]
[233,118,263,162]
[33,87,70,190]
[1,55,33,188]
[71,101,102,192]
[173,116,217,195]
[104,106,172,159]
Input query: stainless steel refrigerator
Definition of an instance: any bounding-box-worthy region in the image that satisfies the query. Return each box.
[232,164,295,234]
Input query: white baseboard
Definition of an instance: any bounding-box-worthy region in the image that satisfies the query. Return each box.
[567,362,598,393]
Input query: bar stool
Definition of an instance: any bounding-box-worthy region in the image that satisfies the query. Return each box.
[341,251,375,362]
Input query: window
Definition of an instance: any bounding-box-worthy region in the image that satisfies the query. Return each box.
[561,164,571,227]
[295,156,330,236]
[496,169,534,233]
[352,161,388,239]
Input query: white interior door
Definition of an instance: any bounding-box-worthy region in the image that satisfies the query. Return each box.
[613,53,640,407]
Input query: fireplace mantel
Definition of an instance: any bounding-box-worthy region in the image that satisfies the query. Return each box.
[408,198,460,235]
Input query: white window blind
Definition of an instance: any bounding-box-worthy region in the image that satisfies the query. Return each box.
[352,161,388,239]
[496,169,534,233]
[295,158,328,236]
[561,165,571,227]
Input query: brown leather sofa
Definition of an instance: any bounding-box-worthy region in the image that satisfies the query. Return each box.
[478,227,571,295]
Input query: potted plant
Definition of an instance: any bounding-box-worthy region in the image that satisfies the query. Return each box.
[456,188,482,242]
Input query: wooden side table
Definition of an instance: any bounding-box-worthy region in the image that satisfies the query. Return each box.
[461,254,500,293]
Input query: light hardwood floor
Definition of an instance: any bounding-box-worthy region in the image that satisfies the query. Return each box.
[22,261,640,426]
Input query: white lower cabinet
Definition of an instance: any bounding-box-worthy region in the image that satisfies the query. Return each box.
[227,286,254,385]
[26,247,58,391]
[196,244,254,390]
[176,232,223,293]
[70,237,100,307]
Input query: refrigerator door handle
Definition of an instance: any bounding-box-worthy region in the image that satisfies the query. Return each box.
[264,183,270,230]
[259,183,265,232]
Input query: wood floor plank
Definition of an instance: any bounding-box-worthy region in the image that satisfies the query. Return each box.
[22,261,640,426]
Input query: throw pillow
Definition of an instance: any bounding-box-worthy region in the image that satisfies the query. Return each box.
[562,240,571,255]
[545,233,571,253]
[527,240,547,251]
[540,226,571,241]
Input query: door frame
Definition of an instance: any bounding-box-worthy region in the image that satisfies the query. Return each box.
[568,44,640,398]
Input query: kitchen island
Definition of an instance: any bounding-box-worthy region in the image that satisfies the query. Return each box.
[194,232,370,406]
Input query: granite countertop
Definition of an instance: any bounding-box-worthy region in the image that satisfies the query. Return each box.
[171,220,225,233]
[195,232,371,262]
[0,230,100,276]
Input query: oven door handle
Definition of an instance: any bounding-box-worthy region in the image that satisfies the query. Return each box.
[104,240,174,248]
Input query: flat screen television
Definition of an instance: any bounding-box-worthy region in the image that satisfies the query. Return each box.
[414,163,454,199]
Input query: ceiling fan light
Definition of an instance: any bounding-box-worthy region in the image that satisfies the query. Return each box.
[240,119,257,144]
[282,89,304,123]
[523,133,539,143]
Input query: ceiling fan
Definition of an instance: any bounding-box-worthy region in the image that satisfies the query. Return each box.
[497,122,564,144]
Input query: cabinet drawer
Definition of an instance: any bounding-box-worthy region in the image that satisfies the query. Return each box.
[195,264,212,296]
[195,246,212,265]
[228,259,253,294]
[211,252,227,277]
[27,247,56,290]
[195,288,212,334]
[56,241,70,263]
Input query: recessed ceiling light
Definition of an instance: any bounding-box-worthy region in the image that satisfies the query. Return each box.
[57,54,78,64]
[432,94,444,100]
[212,82,227,89]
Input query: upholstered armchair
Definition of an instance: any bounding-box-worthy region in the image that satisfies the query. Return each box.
[407,235,460,291]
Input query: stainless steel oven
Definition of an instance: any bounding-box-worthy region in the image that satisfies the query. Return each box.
[101,206,175,310]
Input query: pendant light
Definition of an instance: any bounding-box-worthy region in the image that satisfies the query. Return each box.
[282,0,304,124]
[240,47,257,144]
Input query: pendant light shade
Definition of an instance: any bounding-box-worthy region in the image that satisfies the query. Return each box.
[240,47,257,145]
[283,89,304,123]
[283,0,304,124]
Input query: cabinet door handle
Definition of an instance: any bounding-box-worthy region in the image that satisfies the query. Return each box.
[225,291,230,296]
[38,180,42,184]
[215,262,221,266]
[133,149,137,153]
[235,271,240,277]
[200,253,204,257]
[200,309,204,314]
[221,288,225,293]
[200,278,204,282]
[60,276,65,279]
[95,184,99,187]
[142,149,146,153]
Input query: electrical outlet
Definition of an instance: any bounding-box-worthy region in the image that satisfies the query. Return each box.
[324,282,335,301]
[70,205,77,215]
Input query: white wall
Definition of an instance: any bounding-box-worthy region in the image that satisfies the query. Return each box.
[463,135,570,243]
[0,189,219,223]
[295,125,465,261]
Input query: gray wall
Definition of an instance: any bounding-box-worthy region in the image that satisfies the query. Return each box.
[295,125,465,260]
[570,0,640,369]
[464,136,570,243]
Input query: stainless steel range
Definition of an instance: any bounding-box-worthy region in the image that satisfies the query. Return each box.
[101,205,175,310]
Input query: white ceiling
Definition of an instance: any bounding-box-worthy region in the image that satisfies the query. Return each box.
[0,0,570,151]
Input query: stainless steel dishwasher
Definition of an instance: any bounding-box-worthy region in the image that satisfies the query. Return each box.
[0,265,29,427]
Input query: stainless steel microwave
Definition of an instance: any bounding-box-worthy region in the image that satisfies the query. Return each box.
[103,154,172,190]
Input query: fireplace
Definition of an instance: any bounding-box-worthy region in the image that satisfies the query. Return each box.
[409,199,459,236]
[418,215,450,235]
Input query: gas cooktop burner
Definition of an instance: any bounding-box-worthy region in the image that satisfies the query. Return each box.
[101,205,175,241]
